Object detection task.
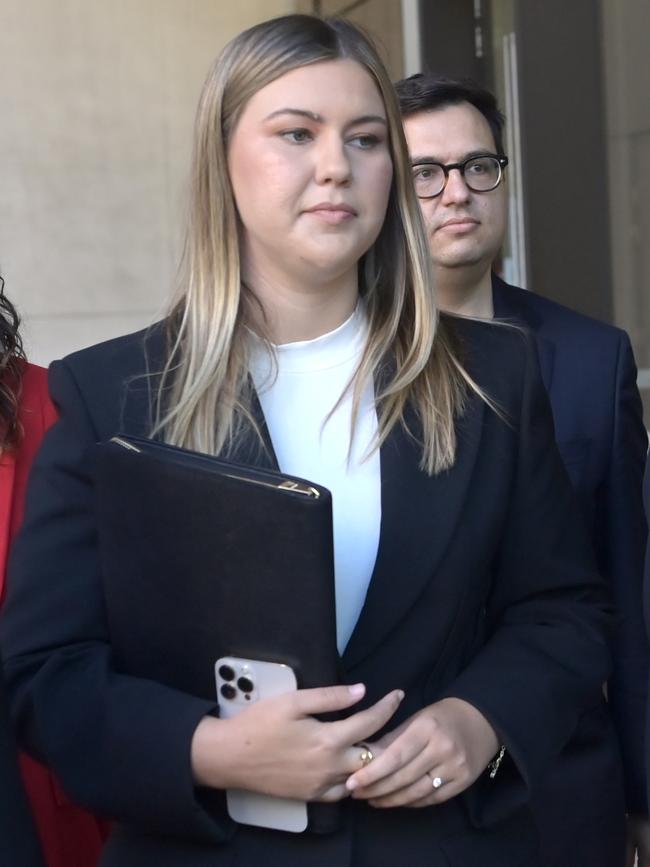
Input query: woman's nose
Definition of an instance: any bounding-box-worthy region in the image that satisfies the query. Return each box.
[314,135,352,185]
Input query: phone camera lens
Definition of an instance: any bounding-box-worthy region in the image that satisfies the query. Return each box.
[220,683,237,700]
[237,676,254,694]
[218,664,235,682]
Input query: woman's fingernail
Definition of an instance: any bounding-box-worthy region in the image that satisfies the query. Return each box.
[346,777,357,791]
[396,690,405,701]
[349,683,365,698]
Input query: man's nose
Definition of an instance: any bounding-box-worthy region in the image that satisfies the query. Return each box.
[440,168,471,204]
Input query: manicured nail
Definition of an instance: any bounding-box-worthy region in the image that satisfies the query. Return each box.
[397,690,405,701]
[348,683,365,698]
[346,776,358,791]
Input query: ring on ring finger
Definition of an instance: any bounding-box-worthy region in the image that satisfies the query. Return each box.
[427,772,444,790]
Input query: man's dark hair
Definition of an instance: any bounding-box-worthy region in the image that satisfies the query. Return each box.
[395,74,506,156]
[0,275,26,451]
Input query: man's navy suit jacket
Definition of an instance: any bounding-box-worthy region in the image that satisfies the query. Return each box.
[493,274,648,820]
[643,464,650,811]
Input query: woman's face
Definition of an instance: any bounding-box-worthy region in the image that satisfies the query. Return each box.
[228,59,393,289]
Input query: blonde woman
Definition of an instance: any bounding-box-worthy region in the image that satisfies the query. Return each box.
[1,15,613,867]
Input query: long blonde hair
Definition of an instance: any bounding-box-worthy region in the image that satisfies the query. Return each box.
[154,14,479,475]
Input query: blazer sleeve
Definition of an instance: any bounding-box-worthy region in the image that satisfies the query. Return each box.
[0,664,45,867]
[0,360,231,844]
[442,334,613,822]
[599,333,648,815]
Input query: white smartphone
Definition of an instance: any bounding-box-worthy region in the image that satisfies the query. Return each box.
[215,656,308,833]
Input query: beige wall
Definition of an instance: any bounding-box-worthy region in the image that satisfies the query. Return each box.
[301,0,405,80]
[325,0,404,81]
[1,0,294,366]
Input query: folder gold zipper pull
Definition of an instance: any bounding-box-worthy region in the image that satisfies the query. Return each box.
[110,436,142,453]
[109,436,320,499]
[223,473,321,499]
[277,480,321,498]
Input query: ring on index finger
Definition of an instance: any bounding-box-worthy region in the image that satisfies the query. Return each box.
[427,773,444,790]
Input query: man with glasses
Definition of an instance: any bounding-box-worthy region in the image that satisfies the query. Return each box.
[395,74,648,867]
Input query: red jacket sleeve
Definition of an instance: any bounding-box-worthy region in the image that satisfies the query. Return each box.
[3,362,111,867]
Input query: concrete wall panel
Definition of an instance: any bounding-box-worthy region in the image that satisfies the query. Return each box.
[0,0,293,364]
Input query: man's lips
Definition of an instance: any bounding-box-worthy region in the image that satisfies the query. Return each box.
[437,217,479,233]
[304,202,357,224]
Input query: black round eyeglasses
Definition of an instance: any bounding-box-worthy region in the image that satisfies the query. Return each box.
[412,154,509,199]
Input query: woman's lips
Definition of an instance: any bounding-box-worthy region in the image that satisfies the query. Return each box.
[304,203,357,224]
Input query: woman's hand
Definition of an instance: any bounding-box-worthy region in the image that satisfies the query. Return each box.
[345,697,498,808]
[191,683,403,802]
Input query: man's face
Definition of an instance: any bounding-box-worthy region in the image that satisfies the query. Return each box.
[402,102,507,272]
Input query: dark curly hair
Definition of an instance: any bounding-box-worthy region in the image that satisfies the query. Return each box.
[0,275,26,451]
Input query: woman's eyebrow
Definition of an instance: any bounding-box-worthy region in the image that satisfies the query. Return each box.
[347,114,387,127]
[264,108,323,122]
[264,108,387,127]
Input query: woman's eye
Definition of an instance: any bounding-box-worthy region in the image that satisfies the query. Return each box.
[281,129,312,144]
[349,134,380,149]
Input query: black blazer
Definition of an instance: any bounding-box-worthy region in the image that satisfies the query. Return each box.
[494,276,648,787]
[494,274,648,865]
[0,316,613,867]
[644,463,650,812]
[0,663,44,867]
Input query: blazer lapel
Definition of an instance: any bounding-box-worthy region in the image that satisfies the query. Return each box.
[342,392,485,670]
[119,330,281,471]
[530,334,554,394]
[0,454,17,600]
[492,273,555,393]
[225,386,280,471]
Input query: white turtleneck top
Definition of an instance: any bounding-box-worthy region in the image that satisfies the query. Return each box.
[248,306,381,653]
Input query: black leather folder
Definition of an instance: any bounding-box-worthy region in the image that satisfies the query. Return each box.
[95,435,343,832]
[94,434,340,702]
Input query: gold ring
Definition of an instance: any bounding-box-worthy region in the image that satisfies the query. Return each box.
[359,745,374,766]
